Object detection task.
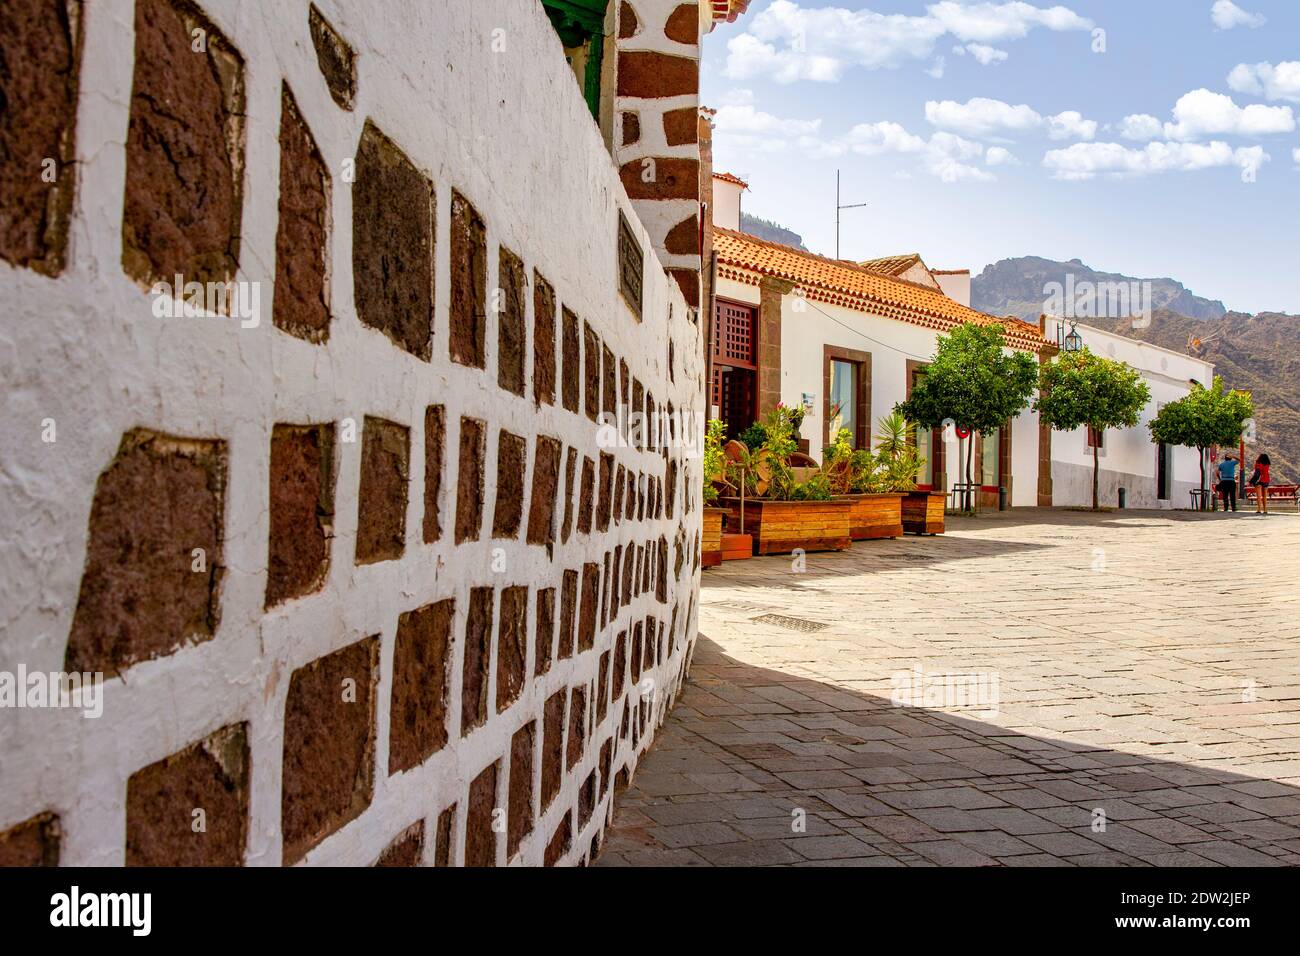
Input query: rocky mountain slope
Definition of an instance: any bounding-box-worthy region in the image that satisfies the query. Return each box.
[973,256,1227,322]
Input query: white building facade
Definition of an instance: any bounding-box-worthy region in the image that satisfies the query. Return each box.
[1041,318,1215,509]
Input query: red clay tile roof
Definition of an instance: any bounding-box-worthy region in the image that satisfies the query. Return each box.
[711,1,751,24]
[714,228,1048,353]
[859,253,923,277]
[713,171,749,189]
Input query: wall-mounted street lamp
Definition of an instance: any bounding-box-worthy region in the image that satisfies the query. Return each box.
[1055,319,1083,352]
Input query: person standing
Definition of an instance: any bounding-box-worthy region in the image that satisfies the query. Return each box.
[1249,452,1272,514]
[1216,454,1239,512]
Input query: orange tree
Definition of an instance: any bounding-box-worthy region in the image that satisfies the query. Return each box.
[1035,348,1150,510]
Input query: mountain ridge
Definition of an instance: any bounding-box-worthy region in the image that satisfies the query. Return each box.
[972,255,1230,322]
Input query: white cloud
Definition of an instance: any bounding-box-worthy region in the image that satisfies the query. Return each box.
[1227,62,1300,103]
[927,1,1092,42]
[1162,89,1294,140]
[925,56,947,79]
[840,121,928,155]
[925,97,1043,138]
[1046,110,1097,140]
[985,146,1020,165]
[1119,113,1163,140]
[711,103,826,154]
[724,0,1090,84]
[1043,140,1268,179]
[962,42,1010,65]
[1210,1,1265,30]
[1293,147,1300,167]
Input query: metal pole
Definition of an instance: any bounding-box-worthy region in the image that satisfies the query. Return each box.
[835,170,840,260]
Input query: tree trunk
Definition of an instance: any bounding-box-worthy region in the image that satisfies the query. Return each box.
[964,434,974,512]
[1092,437,1100,511]
[1198,446,1206,510]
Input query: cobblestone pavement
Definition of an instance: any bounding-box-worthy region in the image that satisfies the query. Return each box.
[597,508,1300,867]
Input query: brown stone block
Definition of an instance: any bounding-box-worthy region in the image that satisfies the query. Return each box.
[578,562,599,651]
[423,405,445,543]
[281,636,378,864]
[558,568,577,660]
[561,307,580,412]
[665,213,700,255]
[464,761,498,867]
[618,0,638,38]
[619,157,700,201]
[670,268,700,306]
[496,585,527,713]
[267,423,334,608]
[461,586,493,735]
[0,0,80,275]
[577,456,595,535]
[663,106,699,146]
[566,685,587,770]
[665,3,701,45]
[308,3,356,110]
[599,738,613,798]
[541,689,566,811]
[602,344,617,417]
[616,51,698,99]
[66,429,225,678]
[544,811,571,866]
[388,598,453,774]
[450,189,487,368]
[126,722,249,866]
[621,110,641,146]
[122,0,244,290]
[355,417,409,564]
[534,587,555,676]
[583,321,600,422]
[597,452,614,533]
[597,651,610,723]
[526,435,561,546]
[507,722,535,858]
[497,245,526,395]
[0,811,60,867]
[374,820,424,866]
[455,417,485,543]
[491,430,526,539]
[434,804,455,866]
[352,119,434,358]
[577,770,596,829]
[560,446,577,543]
[273,85,331,342]
[533,270,557,406]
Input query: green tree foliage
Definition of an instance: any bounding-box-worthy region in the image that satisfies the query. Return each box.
[895,322,1037,506]
[702,418,726,505]
[1148,376,1254,494]
[1035,348,1151,510]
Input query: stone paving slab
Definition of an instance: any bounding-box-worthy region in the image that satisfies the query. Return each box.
[597,508,1300,867]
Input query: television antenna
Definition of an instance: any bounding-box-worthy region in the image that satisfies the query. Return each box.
[835,169,867,260]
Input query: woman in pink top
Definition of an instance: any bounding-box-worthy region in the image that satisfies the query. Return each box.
[1249,453,1272,514]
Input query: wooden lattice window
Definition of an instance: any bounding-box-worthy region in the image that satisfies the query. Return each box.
[713,300,756,367]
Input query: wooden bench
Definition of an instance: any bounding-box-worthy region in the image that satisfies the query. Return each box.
[1244,484,1299,506]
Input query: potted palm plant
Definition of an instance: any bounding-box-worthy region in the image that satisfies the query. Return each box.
[873,411,945,535]
[720,407,851,555]
[823,416,910,541]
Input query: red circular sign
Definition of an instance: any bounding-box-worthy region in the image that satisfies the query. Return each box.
[955,425,971,439]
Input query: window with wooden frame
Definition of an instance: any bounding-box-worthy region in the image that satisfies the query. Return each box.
[823,345,871,449]
[541,1,610,124]
[905,359,939,489]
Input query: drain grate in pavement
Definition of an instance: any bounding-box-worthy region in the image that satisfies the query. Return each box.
[751,613,828,632]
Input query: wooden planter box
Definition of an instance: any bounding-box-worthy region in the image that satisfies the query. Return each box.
[721,533,753,561]
[702,507,725,567]
[720,498,851,556]
[902,491,946,535]
[839,493,904,540]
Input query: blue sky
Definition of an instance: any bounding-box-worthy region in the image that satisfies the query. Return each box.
[701,0,1300,314]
